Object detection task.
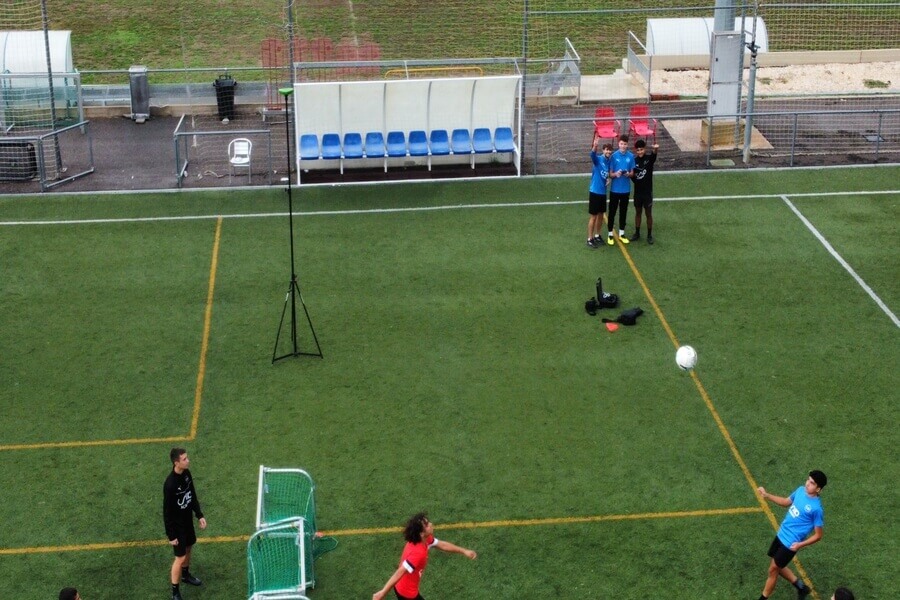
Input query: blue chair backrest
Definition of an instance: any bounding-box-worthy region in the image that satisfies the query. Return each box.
[429,130,450,155]
[472,128,493,153]
[321,133,342,159]
[365,132,385,158]
[451,129,472,154]
[343,133,363,158]
[494,127,515,153]
[299,134,319,160]
[386,131,407,157]
[408,130,428,156]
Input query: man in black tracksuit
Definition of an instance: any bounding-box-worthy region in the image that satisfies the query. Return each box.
[163,448,207,600]
[629,139,659,244]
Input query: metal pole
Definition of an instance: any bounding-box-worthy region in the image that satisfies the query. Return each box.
[742,2,760,163]
[521,0,529,163]
[875,112,883,158]
[40,0,63,175]
[790,113,798,167]
[713,0,735,31]
[286,0,296,87]
[283,89,298,356]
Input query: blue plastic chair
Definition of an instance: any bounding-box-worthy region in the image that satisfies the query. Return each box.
[429,130,450,156]
[386,131,407,157]
[472,128,493,153]
[299,134,319,160]
[365,132,385,158]
[494,127,515,153]
[408,130,428,157]
[451,129,472,154]
[321,134,342,160]
[343,133,363,159]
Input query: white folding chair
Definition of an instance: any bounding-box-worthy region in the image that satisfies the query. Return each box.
[228,138,252,183]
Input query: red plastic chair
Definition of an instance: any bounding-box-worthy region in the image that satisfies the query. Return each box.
[592,106,620,144]
[628,104,658,145]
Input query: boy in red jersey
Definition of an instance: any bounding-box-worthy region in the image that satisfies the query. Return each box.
[373,512,477,600]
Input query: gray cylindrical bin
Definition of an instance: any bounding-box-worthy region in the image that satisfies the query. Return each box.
[128,65,150,123]
[214,74,236,120]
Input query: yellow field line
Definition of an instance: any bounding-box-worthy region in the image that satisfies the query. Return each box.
[190,216,223,439]
[0,506,762,555]
[1,219,223,453]
[0,435,190,452]
[616,241,819,600]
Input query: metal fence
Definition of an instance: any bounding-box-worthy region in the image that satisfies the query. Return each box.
[529,103,899,174]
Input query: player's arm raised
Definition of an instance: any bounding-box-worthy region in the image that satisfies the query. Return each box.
[757,487,792,507]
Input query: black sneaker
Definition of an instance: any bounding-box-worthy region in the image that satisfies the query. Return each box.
[172,591,184,600]
[628,232,640,242]
[586,239,597,249]
[181,572,202,586]
[797,586,811,599]
[647,234,654,245]
[593,236,603,247]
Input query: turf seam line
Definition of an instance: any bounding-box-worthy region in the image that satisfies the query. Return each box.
[615,238,821,600]
[0,189,897,227]
[0,506,763,555]
[781,194,899,328]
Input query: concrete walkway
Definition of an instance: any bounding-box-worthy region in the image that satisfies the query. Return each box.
[579,71,648,102]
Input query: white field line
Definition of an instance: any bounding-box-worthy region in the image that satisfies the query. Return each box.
[782,195,899,329]
[1,189,898,228]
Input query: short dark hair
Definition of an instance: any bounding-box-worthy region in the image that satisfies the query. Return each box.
[170,447,187,464]
[833,587,854,600]
[403,512,429,543]
[809,470,827,489]
[618,134,629,143]
[602,143,613,151]
[59,587,79,600]
[634,139,646,149]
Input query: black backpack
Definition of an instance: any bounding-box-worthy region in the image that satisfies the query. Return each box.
[596,277,619,308]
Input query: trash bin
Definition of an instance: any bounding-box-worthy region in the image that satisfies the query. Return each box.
[128,65,150,123]
[214,74,236,121]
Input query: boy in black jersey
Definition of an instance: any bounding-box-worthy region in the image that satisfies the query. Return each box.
[163,448,207,600]
[629,139,659,244]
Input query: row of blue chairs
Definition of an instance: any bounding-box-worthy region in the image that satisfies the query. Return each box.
[299,127,516,172]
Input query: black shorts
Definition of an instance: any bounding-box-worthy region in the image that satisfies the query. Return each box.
[171,524,197,557]
[634,195,653,210]
[395,590,424,600]
[767,536,796,568]
[588,191,607,215]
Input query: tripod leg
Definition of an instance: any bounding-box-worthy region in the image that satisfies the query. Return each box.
[294,279,323,358]
[271,288,291,363]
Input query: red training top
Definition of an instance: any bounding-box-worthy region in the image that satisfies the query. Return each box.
[395,535,438,597]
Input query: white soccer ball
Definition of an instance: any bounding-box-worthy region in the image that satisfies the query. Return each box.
[675,345,698,371]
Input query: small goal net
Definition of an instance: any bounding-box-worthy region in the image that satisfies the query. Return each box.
[247,520,311,600]
[251,466,337,597]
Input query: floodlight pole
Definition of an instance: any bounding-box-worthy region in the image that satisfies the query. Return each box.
[272,87,323,364]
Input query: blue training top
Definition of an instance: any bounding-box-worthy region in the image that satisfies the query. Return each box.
[589,151,610,194]
[608,150,635,194]
[776,486,824,547]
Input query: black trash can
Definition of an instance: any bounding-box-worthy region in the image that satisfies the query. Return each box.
[213,74,236,120]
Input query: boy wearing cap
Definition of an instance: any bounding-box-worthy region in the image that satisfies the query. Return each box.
[756,470,827,600]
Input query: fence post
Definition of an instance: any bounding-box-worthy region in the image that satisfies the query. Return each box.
[875,112,884,159]
[790,113,798,167]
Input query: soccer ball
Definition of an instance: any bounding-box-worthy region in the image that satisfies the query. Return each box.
[675,345,698,371]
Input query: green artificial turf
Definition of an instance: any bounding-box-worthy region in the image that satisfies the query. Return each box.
[0,167,897,599]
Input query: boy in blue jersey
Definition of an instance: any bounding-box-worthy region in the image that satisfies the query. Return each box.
[756,470,827,600]
[586,136,613,248]
[606,135,635,245]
